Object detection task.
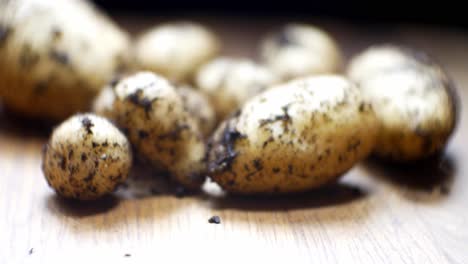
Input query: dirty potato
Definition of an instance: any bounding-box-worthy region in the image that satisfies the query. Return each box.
[134,21,220,83]
[95,72,207,189]
[0,0,131,120]
[42,114,132,200]
[347,45,458,161]
[207,75,378,194]
[195,57,279,120]
[93,81,216,138]
[260,23,343,81]
[177,85,216,137]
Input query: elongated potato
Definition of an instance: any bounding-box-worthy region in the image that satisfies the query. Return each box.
[94,72,207,189]
[0,0,131,120]
[260,23,343,81]
[134,21,220,83]
[93,81,216,138]
[207,75,378,194]
[195,57,280,121]
[347,45,458,161]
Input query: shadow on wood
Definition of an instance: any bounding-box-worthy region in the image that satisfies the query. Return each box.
[0,106,53,139]
[362,153,455,203]
[207,182,367,211]
[46,194,120,217]
[115,161,201,199]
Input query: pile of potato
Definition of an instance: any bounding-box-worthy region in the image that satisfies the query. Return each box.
[0,0,458,200]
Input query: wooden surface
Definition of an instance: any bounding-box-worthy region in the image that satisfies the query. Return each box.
[1,17,468,263]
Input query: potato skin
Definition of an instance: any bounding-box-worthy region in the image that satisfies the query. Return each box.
[42,114,132,200]
[260,23,343,81]
[0,0,131,120]
[95,72,207,189]
[134,21,220,83]
[207,75,378,194]
[347,45,458,161]
[195,57,280,121]
[93,82,216,138]
[92,84,116,119]
[177,85,216,137]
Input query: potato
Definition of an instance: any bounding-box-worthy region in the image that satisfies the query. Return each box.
[92,83,117,119]
[177,85,216,137]
[260,23,342,81]
[0,0,131,120]
[93,81,216,138]
[347,45,458,161]
[195,57,279,120]
[94,72,207,189]
[134,21,220,83]
[42,114,132,200]
[347,45,416,83]
[207,75,378,194]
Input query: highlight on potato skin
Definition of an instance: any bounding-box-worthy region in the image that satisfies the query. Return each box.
[207,75,378,194]
[347,44,459,162]
[42,114,132,200]
[0,0,132,120]
[93,72,207,189]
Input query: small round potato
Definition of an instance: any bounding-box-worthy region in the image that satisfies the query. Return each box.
[260,23,343,81]
[134,21,220,83]
[177,85,216,137]
[95,72,207,189]
[207,75,378,194]
[0,0,131,120]
[195,57,279,120]
[42,114,132,200]
[347,45,458,161]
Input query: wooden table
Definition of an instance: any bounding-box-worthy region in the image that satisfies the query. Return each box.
[1,17,467,263]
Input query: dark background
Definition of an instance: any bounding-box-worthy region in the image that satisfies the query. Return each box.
[93,0,467,28]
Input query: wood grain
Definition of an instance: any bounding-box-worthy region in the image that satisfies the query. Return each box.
[1,17,467,263]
